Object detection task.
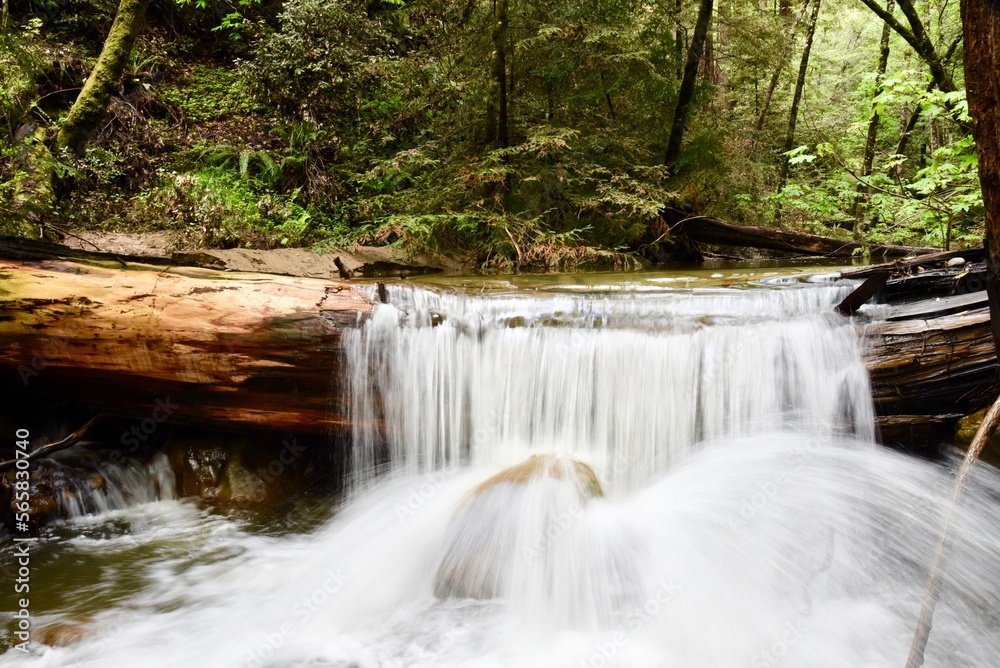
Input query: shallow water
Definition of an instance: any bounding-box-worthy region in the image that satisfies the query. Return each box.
[2,269,999,667]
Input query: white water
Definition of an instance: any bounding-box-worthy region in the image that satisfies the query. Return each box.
[45,452,176,518]
[5,278,1000,667]
[346,283,875,490]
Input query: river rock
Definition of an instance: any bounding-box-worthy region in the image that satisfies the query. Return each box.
[946,257,966,267]
[955,408,1000,466]
[36,619,89,647]
[434,454,603,600]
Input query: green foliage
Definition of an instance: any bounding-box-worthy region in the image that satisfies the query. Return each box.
[245,0,382,114]
[132,167,318,248]
[0,0,987,266]
[157,66,260,123]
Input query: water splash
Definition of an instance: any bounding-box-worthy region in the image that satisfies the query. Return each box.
[8,437,999,667]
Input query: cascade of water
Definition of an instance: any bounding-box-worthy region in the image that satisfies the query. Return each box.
[42,452,176,519]
[346,282,875,490]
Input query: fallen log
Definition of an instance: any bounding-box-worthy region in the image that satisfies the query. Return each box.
[841,246,985,280]
[0,258,374,433]
[1,255,994,452]
[663,209,934,257]
[836,271,889,315]
[865,305,999,417]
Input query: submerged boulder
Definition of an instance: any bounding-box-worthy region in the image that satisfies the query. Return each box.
[434,454,603,600]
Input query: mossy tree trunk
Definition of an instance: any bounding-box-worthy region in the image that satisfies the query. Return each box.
[13,125,55,228]
[55,0,150,155]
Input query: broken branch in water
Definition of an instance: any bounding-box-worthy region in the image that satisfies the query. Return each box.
[904,392,1000,668]
[0,414,105,473]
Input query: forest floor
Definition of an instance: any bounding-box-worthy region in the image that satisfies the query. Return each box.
[62,231,469,277]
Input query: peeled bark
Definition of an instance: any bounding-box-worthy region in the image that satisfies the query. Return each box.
[0,258,373,433]
[960,0,1000,362]
[665,0,714,169]
[852,0,894,238]
[775,0,820,193]
[56,0,150,155]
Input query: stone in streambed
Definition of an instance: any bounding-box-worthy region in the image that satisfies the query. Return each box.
[433,454,603,600]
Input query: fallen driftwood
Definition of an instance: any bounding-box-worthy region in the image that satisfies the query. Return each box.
[865,305,998,418]
[836,271,889,315]
[0,258,374,433]
[0,415,104,473]
[840,246,985,280]
[662,209,933,257]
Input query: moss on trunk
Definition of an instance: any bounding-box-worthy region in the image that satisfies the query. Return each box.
[55,0,150,155]
[12,125,55,230]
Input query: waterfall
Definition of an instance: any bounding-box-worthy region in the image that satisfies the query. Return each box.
[40,452,176,520]
[346,281,875,490]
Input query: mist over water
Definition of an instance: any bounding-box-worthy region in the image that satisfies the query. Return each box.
[4,279,1000,667]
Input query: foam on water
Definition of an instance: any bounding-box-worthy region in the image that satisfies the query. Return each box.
[5,437,1000,667]
[5,278,1000,667]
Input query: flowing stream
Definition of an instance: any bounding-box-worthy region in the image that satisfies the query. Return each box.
[2,272,1000,667]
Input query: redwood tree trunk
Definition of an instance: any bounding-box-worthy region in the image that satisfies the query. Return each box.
[56,0,150,154]
[960,0,1000,363]
[776,0,821,192]
[749,0,810,148]
[490,0,510,148]
[852,0,895,238]
[665,0,714,169]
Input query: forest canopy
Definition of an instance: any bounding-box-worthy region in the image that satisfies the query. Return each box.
[0,0,980,269]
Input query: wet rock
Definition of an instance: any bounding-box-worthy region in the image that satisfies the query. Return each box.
[435,454,603,600]
[36,619,89,647]
[219,459,268,506]
[955,408,1000,466]
[88,474,106,491]
[468,453,603,501]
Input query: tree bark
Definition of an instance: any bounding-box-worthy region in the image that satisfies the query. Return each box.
[675,0,685,80]
[0,258,373,434]
[960,0,1000,363]
[856,0,957,95]
[775,0,821,193]
[665,0,714,169]
[749,0,810,148]
[489,0,510,148]
[852,0,894,238]
[56,0,150,155]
